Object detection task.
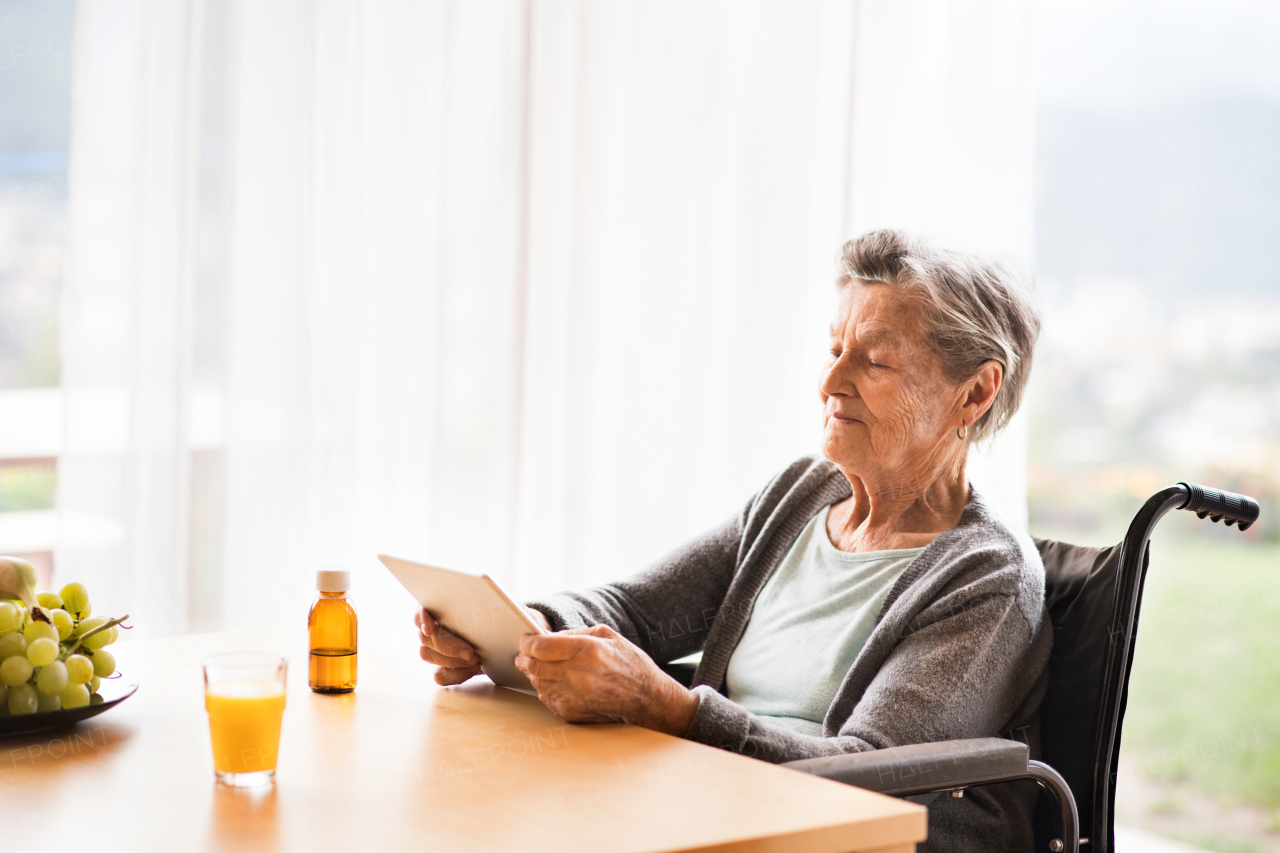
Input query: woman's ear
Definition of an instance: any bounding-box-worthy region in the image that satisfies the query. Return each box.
[961,361,1003,428]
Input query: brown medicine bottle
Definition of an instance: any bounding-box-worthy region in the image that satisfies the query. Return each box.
[309,570,357,693]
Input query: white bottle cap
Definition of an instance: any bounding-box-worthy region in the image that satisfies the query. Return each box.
[316,570,351,592]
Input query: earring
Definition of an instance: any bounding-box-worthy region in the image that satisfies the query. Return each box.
[957,422,967,440]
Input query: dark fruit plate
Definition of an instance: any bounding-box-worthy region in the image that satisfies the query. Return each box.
[0,672,138,736]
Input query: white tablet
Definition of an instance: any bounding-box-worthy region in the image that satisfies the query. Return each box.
[378,554,547,691]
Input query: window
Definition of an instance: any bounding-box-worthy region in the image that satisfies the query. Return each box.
[1032,2,1280,847]
[0,0,74,587]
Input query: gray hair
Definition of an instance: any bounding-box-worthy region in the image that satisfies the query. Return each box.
[837,230,1040,443]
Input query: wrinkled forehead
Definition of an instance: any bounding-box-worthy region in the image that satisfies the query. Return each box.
[830,281,928,344]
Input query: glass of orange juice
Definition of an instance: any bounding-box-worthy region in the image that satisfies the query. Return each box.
[203,653,288,787]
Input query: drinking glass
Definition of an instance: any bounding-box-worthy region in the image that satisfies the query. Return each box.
[203,653,288,787]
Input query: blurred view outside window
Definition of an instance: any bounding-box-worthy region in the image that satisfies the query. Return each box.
[0,0,72,587]
[1033,2,1280,850]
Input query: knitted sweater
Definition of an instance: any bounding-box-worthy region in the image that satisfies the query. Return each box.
[528,455,1052,852]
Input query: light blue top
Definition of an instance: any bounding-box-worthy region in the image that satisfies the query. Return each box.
[725,505,923,736]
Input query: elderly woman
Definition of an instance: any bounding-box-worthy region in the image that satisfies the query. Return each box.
[416,230,1050,851]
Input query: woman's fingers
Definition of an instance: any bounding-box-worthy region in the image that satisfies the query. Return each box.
[518,631,597,661]
[434,664,483,686]
[413,608,483,685]
[416,608,479,664]
[541,692,610,723]
[419,644,480,669]
[523,667,613,723]
[514,653,560,680]
[418,636,477,667]
[416,626,478,666]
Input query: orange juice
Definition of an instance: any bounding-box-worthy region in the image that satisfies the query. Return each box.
[205,679,287,775]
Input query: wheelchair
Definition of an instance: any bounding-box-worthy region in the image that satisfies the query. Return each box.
[783,482,1262,853]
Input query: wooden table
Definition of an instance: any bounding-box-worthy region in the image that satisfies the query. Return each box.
[0,628,925,852]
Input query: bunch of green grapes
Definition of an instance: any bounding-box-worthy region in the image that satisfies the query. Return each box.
[0,583,129,716]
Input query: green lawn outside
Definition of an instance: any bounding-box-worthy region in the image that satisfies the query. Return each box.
[1121,530,1280,812]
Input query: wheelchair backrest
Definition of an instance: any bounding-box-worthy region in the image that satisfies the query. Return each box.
[1032,537,1142,850]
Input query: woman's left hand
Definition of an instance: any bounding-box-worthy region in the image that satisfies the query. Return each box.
[515,625,699,736]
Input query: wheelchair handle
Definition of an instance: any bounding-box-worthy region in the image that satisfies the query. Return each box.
[1176,482,1260,531]
[1097,482,1262,848]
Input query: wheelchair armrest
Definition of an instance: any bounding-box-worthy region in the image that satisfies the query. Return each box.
[782,737,1029,796]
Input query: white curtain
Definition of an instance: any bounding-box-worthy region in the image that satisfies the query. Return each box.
[60,0,1035,650]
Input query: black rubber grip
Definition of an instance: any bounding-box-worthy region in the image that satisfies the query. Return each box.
[1177,482,1261,531]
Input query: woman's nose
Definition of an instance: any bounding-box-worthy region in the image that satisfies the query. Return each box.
[820,355,851,398]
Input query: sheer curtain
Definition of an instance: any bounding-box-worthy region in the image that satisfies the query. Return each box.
[59,0,1035,649]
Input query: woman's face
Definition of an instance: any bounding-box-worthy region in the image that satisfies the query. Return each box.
[820,283,964,486]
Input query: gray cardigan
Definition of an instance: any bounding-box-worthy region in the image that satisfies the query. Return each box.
[528,455,1052,851]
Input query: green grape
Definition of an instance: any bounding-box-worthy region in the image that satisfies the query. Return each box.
[7,682,37,715]
[0,601,20,634]
[0,631,27,661]
[59,583,90,619]
[1,654,34,686]
[65,654,93,685]
[36,691,60,712]
[23,619,58,644]
[82,626,112,650]
[60,682,90,709]
[91,649,116,678]
[50,609,74,640]
[36,590,63,610]
[26,637,58,667]
[89,692,104,705]
[0,680,7,705]
[74,616,105,640]
[107,625,120,645]
[89,674,100,693]
[36,660,68,696]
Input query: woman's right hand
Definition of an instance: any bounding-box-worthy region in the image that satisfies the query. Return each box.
[415,608,483,685]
